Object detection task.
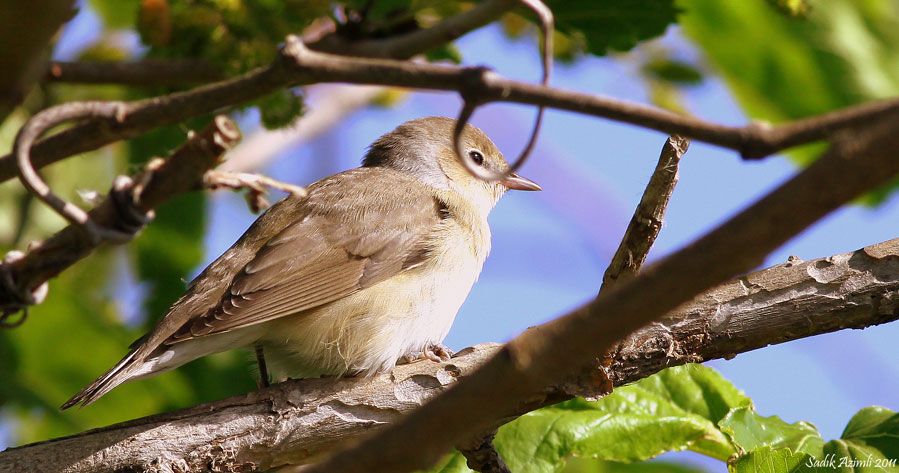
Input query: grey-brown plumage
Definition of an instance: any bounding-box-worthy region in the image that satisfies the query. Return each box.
[63,117,539,409]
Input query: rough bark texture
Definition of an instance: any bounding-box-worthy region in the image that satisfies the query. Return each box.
[2,238,896,473]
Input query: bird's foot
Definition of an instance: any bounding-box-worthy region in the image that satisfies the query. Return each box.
[398,343,455,365]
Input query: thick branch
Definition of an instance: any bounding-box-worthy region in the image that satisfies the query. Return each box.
[1,238,896,472]
[0,116,241,313]
[4,30,899,182]
[304,110,899,472]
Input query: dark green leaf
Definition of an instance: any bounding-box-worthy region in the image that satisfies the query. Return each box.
[257,89,305,130]
[546,0,679,56]
[642,59,704,86]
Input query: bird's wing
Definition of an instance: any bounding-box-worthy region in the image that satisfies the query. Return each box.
[165,168,444,343]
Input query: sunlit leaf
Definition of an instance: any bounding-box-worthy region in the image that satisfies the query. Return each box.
[494,365,744,473]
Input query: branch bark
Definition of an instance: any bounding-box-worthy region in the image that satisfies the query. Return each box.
[602,135,688,289]
[303,114,899,472]
[1,237,896,472]
[45,60,224,87]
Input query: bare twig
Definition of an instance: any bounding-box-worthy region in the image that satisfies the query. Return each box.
[45,60,224,87]
[14,101,136,244]
[302,117,899,472]
[5,33,899,183]
[203,170,306,213]
[602,135,689,289]
[2,236,897,471]
[452,0,553,183]
[0,115,241,317]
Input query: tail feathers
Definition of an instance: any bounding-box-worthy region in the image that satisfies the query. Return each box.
[61,351,140,409]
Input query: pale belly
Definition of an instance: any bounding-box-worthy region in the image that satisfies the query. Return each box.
[260,238,486,379]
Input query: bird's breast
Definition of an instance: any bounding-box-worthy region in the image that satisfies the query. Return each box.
[263,217,490,378]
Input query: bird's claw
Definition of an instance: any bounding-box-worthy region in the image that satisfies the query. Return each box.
[399,344,454,365]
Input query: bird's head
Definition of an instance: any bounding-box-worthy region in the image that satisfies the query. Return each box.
[363,116,540,213]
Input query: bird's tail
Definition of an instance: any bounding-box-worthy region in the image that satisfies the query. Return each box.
[61,350,140,409]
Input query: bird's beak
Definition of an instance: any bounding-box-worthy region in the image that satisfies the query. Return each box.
[501,173,542,191]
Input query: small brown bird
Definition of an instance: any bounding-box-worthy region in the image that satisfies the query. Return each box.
[63,116,540,408]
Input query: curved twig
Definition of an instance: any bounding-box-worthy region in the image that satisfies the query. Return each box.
[0,115,241,322]
[452,0,553,182]
[13,101,137,244]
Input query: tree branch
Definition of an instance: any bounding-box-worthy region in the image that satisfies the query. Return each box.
[2,237,896,472]
[4,32,899,183]
[303,113,899,472]
[45,60,224,87]
[0,115,241,318]
[602,135,688,289]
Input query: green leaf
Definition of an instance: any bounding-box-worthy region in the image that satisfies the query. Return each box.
[418,451,474,473]
[728,407,899,472]
[719,407,824,457]
[729,446,811,473]
[821,407,899,472]
[546,0,679,56]
[563,457,709,472]
[679,0,899,203]
[89,0,140,29]
[494,365,745,473]
[642,59,704,86]
[766,0,812,17]
[257,89,305,130]
[426,44,463,64]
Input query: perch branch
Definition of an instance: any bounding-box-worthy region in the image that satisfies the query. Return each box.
[0,115,241,318]
[303,110,899,473]
[1,237,896,472]
[5,33,899,183]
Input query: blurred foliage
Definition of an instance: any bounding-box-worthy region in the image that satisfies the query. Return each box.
[422,365,895,473]
[679,0,899,203]
[501,0,678,61]
[1,3,897,473]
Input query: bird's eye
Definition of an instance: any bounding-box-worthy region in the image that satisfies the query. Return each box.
[468,150,485,166]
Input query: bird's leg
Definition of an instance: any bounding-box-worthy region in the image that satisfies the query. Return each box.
[398,343,455,365]
[255,344,271,388]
